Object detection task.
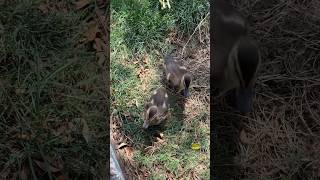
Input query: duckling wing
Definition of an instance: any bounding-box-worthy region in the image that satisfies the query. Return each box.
[153,92,166,107]
[213,0,248,89]
[164,56,184,86]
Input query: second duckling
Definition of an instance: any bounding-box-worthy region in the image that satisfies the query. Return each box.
[164,55,192,97]
[213,0,261,113]
[143,87,170,129]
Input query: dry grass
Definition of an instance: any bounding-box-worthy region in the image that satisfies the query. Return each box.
[0,1,108,179]
[214,0,320,179]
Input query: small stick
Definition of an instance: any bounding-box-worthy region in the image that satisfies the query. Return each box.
[182,12,210,56]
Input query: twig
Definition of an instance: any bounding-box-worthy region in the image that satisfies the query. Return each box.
[181,12,209,56]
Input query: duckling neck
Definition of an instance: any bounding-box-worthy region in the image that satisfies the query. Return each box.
[236,38,260,87]
[179,75,185,92]
[224,45,242,91]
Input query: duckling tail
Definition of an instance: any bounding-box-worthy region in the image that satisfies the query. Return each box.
[164,55,173,65]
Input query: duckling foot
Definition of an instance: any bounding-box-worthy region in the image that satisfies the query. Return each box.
[153,130,164,138]
[153,131,165,144]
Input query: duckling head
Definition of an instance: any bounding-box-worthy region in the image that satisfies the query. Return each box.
[143,105,169,129]
[229,37,260,113]
[143,105,158,129]
[179,73,192,97]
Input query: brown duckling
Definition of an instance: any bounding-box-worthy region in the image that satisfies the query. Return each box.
[213,0,261,113]
[164,55,192,97]
[143,87,170,129]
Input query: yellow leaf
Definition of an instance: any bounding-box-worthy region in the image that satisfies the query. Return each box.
[200,155,206,161]
[191,143,200,150]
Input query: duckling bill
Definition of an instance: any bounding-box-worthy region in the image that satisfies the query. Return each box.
[143,87,169,129]
[213,0,261,113]
[164,55,192,97]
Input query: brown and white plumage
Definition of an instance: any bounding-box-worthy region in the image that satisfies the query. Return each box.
[213,0,261,113]
[143,87,169,129]
[164,55,192,97]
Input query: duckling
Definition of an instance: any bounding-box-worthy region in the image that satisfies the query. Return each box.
[164,55,192,97]
[213,0,261,113]
[143,87,170,129]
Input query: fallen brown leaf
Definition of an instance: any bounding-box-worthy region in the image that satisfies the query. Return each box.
[75,0,90,10]
[123,111,133,120]
[144,146,154,153]
[240,129,252,145]
[101,35,108,44]
[95,8,108,35]
[53,124,66,137]
[189,171,199,180]
[85,21,99,42]
[155,137,165,144]
[18,134,31,141]
[96,52,105,66]
[142,56,149,64]
[0,168,10,179]
[38,3,49,13]
[55,2,68,13]
[19,165,29,180]
[94,38,108,56]
[124,147,134,158]
[56,174,68,180]
[38,2,69,14]
[34,160,62,173]
[11,172,19,180]
[80,119,90,143]
[52,121,74,144]
[137,66,149,79]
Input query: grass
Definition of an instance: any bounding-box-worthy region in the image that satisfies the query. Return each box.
[0,0,107,179]
[111,0,209,179]
[213,0,320,179]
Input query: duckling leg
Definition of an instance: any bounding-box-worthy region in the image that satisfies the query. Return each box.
[225,88,253,113]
